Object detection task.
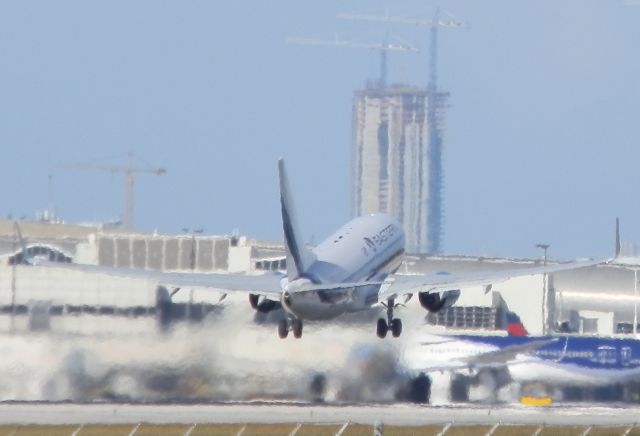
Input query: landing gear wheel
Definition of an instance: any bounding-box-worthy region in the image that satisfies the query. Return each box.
[377,318,388,338]
[292,319,303,338]
[450,374,470,402]
[278,319,289,339]
[391,318,403,338]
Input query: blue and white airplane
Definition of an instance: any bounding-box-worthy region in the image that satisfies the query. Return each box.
[459,335,640,386]
[403,315,640,400]
[21,159,604,339]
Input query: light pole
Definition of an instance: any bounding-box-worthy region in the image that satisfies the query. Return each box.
[10,225,17,333]
[182,228,204,271]
[536,243,550,334]
[634,269,638,335]
[536,243,550,266]
[182,228,203,322]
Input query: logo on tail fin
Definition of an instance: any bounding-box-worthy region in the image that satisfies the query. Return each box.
[506,311,528,336]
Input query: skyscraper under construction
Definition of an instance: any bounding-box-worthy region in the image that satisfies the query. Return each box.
[351,84,448,254]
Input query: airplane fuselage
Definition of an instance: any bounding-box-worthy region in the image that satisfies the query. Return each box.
[281,213,405,321]
[406,334,640,386]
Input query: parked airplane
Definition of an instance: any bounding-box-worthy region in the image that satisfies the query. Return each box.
[403,318,640,401]
[18,159,605,339]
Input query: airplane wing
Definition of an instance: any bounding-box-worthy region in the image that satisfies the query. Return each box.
[378,258,606,302]
[33,255,603,305]
[421,338,556,372]
[38,261,284,296]
[454,338,556,367]
[268,258,606,304]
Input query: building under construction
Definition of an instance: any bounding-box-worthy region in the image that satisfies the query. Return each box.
[351,83,448,254]
[342,9,464,255]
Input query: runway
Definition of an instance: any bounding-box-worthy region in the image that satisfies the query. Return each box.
[0,402,638,427]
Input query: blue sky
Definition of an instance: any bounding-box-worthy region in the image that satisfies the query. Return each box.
[0,1,638,260]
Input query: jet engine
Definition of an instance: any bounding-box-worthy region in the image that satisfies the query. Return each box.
[418,289,461,313]
[249,294,282,313]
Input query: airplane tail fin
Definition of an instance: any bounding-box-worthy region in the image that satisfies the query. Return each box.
[278,158,315,280]
[506,310,528,337]
[14,221,27,254]
[11,221,32,265]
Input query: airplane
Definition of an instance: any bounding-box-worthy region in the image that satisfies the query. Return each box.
[402,313,640,402]
[17,158,605,339]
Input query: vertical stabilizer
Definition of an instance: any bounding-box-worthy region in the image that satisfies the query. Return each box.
[278,158,315,280]
[13,221,28,254]
[13,221,31,265]
[506,310,529,337]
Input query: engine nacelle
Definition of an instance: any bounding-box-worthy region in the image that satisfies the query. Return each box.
[249,293,282,313]
[418,289,461,313]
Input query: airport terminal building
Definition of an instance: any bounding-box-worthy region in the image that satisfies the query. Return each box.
[0,219,638,339]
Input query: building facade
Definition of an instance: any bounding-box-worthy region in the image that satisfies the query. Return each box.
[352,85,447,254]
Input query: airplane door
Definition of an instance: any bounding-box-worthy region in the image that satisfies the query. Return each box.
[620,346,632,367]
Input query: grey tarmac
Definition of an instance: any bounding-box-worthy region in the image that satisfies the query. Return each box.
[0,403,638,427]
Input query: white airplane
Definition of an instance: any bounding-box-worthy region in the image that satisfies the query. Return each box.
[21,159,604,339]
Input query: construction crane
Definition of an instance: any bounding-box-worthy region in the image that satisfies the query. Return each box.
[287,34,418,88]
[338,9,467,254]
[337,9,467,91]
[57,152,167,230]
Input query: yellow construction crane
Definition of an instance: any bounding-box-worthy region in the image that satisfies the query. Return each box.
[57,152,166,230]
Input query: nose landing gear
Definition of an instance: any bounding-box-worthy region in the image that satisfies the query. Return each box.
[377,298,403,338]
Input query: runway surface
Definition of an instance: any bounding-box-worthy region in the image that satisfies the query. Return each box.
[0,403,638,427]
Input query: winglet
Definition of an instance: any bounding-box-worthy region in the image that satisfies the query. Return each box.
[278,158,315,280]
[615,217,621,258]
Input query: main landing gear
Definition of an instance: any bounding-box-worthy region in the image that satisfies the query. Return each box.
[278,317,303,339]
[377,297,403,338]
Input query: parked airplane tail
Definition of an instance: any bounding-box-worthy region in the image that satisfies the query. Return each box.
[278,158,316,281]
[13,221,28,255]
[506,310,528,337]
[11,221,33,265]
